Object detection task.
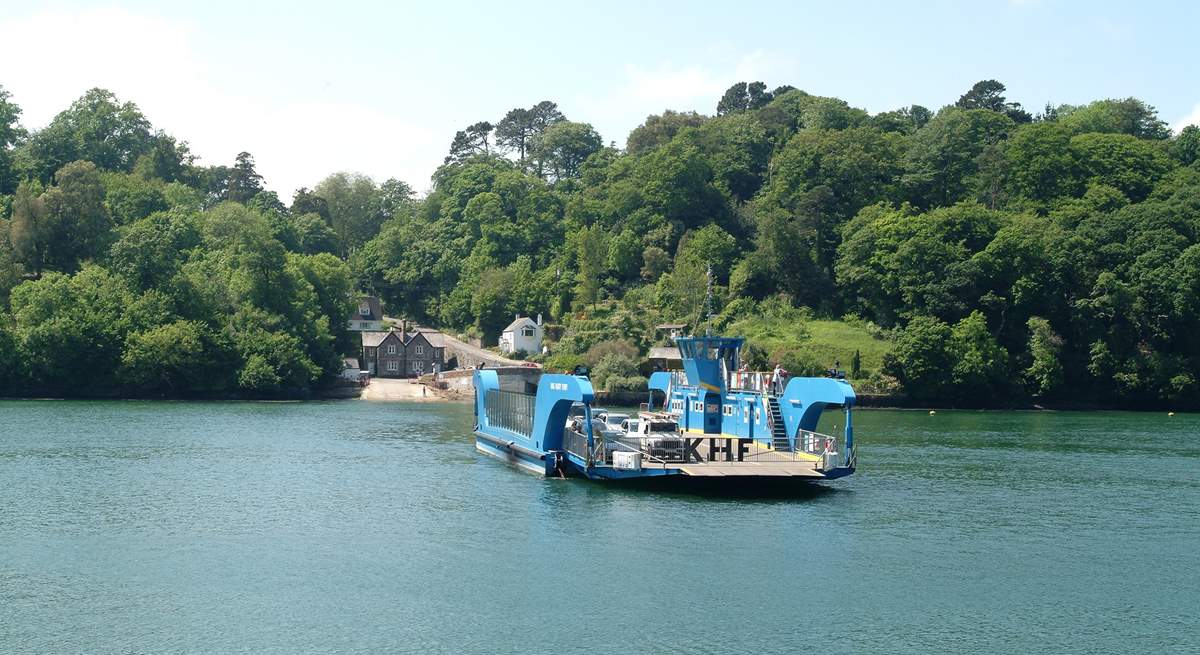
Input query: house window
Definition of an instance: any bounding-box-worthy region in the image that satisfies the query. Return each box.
[521,327,535,337]
[359,304,370,316]
[412,362,424,373]
[386,361,398,372]
[415,345,424,355]
[387,344,397,355]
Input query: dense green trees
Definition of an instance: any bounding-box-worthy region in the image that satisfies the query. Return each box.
[1,81,1198,405]
[0,90,359,397]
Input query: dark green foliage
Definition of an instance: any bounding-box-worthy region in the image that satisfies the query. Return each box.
[955,79,1032,123]
[0,83,1195,405]
[883,315,953,400]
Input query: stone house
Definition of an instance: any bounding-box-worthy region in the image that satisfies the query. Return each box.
[361,324,446,378]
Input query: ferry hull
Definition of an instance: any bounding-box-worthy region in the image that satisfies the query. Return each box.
[474,431,556,476]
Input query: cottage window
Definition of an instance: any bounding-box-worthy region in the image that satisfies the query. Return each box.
[386,361,398,372]
[521,327,535,337]
[415,345,424,355]
[359,304,370,316]
[387,344,397,355]
[412,362,424,373]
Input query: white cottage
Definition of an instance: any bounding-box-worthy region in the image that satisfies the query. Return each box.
[347,296,384,331]
[499,314,543,355]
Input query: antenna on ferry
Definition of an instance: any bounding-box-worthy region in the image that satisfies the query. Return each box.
[702,263,714,336]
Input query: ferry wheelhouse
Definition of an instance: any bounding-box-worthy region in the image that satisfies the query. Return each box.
[472,335,856,483]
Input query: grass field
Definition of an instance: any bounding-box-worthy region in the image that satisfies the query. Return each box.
[726,315,893,379]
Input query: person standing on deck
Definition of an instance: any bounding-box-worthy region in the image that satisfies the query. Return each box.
[772,363,783,395]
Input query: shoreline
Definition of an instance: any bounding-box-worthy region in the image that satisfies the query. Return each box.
[0,386,1188,412]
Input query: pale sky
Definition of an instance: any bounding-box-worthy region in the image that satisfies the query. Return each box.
[2,0,1198,199]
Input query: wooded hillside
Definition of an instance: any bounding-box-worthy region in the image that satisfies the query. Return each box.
[1,80,1198,404]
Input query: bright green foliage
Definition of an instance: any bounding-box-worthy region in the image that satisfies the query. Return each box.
[314,172,385,255]
[1006,122,1077,202]
[1171,125,1200,165]
[948,311,1009,397]
[120,320,211,391]
[103,172,168,225]
[676,224,738,281]
[574,224,606,309]
[1057,98,1171,139]
[1025,316,1063,396]
[537,121,602,180]
[590,352,640,391]
[1068,133,1172,202]
[18,89,155,182]
[0,85,24,195]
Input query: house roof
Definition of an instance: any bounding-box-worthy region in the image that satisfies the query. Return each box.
[363,328,446,349]
[648,346,682,361]
[361,330,397,347]
[350,296,383,321]
[343,357,360,369]
[415,328,445,348]
[503,316,540,333]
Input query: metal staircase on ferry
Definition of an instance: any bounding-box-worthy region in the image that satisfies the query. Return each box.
[766,395,790,451]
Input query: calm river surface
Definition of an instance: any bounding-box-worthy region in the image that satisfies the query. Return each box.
[1,400,1197,654]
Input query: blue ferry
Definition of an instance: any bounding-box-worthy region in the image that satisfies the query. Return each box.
[472,335,856,483]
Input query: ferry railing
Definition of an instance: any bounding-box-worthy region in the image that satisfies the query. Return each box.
[562,429,671,468]
[562,429,591,463]
[565,429,853,470]
[484,389,535,437]
[794,429,852,470]
[592,434,843,468]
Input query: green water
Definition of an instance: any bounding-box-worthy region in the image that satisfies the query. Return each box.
[1,400,1197,654]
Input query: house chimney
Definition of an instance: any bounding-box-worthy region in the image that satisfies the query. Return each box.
[401,319,407,335]
[515,313,520,321]
[536,313,542,326]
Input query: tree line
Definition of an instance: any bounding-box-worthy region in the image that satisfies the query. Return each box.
[2,80,1199,404]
